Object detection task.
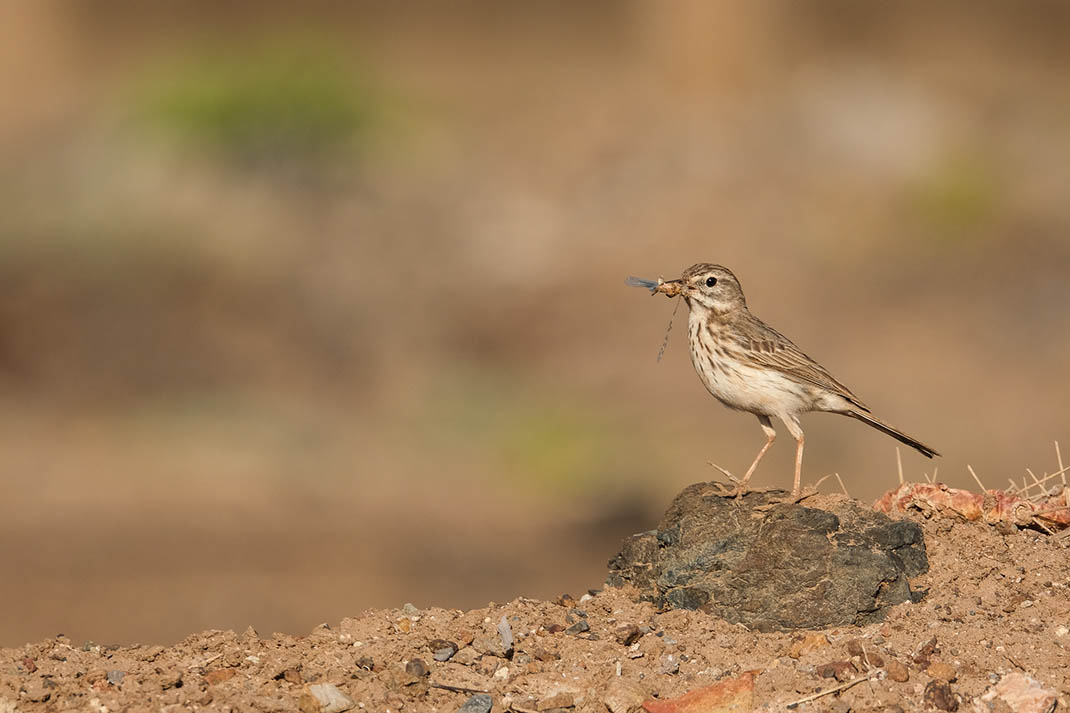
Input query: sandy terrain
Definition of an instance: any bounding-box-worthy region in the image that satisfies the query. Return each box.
[3,493,1068,712]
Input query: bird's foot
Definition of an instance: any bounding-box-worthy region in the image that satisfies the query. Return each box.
[754,475,832,510]
[705,462,746,497]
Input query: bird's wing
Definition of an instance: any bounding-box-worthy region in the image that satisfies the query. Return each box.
[734,317,869,411]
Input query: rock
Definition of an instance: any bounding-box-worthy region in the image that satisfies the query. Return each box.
[430,639,459,662]
[659,655,680,675]
[457,693,494,713]
[453,647,480,666]
[615,624,642,646]
[981,673,1058,713]
[913,637,939,668]
[301,683,356,713]
[538,692,575,710]
[926,661,957,682]
[923,680,958,711]
[788,632,830,659]
[565,620,590,635]
[641,671,755,713]
[204,668,238,685]
[402,603,421,617]
[405,658,430,679]
[356,656,375,671]
[604,680,648,713]
[884,658,909,682]
[107,670,125,686]
[606,486,927,631]
[845,638,865,657]
[499,616,515,656]
[815,661,855,681]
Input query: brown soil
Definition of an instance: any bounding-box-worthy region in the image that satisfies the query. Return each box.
[3,496,1069,712]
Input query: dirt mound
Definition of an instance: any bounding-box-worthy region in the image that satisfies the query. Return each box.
[2,494,1068,712]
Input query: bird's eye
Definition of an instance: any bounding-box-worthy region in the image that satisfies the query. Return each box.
[705,276,718,287]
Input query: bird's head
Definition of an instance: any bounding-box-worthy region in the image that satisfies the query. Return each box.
[656,263,746,314]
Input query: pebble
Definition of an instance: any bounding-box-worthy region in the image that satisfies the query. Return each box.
[106,671,125,686]
[816,661,855,681]
[430,640,459,662]
[401,603,420,616]
[564,620,590,635]
[788,632,830,659]
[457,693,493,713]
[659,654,680,675]
[615,624,641,646]
[927,661,957,682]
[537,692,575,710]
[845,638,865,657]
[405,658,429,678]
[884,658,910,682]
[603,680,647,713]
[302,683,356,713]
[923,680,958,711]
[1055,626,1069,637]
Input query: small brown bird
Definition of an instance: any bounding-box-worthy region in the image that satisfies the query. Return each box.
[629,264,938,496]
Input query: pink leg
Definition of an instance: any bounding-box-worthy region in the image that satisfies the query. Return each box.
[736,415,776,496]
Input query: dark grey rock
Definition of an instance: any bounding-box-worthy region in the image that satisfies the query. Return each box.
[606,484,928,631]
[564,619,590,635]
[457,693,493,713]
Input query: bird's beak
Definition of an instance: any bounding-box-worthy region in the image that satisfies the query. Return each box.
[654,279,683,297]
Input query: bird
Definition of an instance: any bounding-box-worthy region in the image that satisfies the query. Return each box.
[630,263,938,497]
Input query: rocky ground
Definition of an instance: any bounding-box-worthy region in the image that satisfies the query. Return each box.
[2,493,1069,713]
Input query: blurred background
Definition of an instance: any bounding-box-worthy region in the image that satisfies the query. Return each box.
[2,1,1069,647]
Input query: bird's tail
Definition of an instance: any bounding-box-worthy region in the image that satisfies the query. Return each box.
[847,410,940,458]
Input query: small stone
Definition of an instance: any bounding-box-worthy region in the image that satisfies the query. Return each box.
[816,660,856,681]
[301,683,356,713]
[604,680,647,713]
[404,658,430,678]
[885,658,909,682]
[985,672,1058,713]
[204,668,237,685]
[547,624,565,634]
[927,661,957,682]
[457,694,493,713]
[923,680,958,711]
[356,656,374,671]
[1055,626,1069,637]
[402,603,420,616]
[659,655,680,675]
[537,692,575,710]
[493,666,510,680]
[533,648,558,662]
[396,618,412,633]
[20,658,36,673]
[641,672,755,713]
[788,632,830,658]
[556,594,577,607]
[615,624,642,646]
[453,647,480,666]
[564,620,590,635]
[106,670,125,686]
[430,640,459,662]
[845,638,865,657]
[1002,595,1027,613]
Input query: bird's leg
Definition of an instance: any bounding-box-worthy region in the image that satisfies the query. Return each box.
[735,415,776,498]
[793,433,805,496]
[778,415,805,497]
